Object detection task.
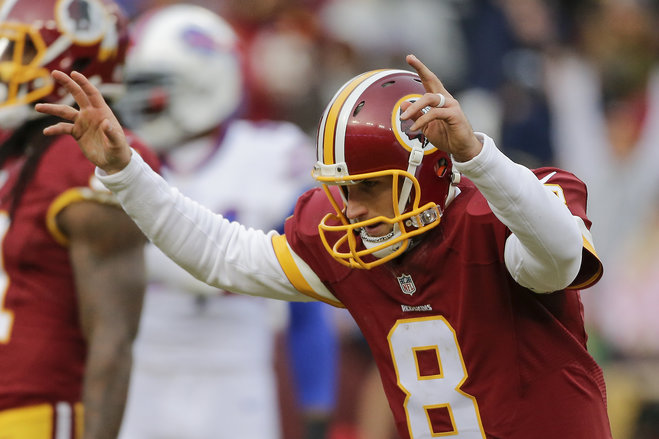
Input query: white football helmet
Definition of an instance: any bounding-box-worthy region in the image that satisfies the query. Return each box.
[117,4,244,151]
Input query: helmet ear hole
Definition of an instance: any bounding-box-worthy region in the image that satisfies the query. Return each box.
[71,58,92,75]
[435,157,448,178]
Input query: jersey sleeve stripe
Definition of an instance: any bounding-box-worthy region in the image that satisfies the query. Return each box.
[567,219,603,290]
[271,234,344,308]
[46,188,87,246]
[46,187,120,246]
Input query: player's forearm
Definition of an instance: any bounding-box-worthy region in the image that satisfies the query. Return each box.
[96,151,306,301]
[74,255,142,439]
[453,133,582,291]
[81,336,133,439]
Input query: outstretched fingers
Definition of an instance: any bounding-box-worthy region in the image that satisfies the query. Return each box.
[406,54,449,96]
[71,71,108,108]
[35,102,78,121]
[42,121,75,137]
[51,70,90,108]
[401,55,459,131]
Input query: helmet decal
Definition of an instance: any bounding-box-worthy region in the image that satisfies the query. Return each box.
[56,0,108,45]
[181,26,225,55]
[391,94,437,154]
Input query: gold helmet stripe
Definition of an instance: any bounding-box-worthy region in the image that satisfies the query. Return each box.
[318,69,398,165]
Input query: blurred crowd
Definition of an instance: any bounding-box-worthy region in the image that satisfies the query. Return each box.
[118,0,659,438]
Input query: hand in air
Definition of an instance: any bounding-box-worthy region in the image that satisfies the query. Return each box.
[400,54,482,162]
[35,71,132,174]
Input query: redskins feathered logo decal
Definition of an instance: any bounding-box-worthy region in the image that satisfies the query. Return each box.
[391,94,436,155]
[55,0,119,61]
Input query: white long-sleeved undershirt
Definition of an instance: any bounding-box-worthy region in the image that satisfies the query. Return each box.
[97,133,583,300]
[454,133,583,292]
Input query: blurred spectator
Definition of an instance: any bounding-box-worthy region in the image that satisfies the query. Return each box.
[458,0,565,167]
[544,1,659,438]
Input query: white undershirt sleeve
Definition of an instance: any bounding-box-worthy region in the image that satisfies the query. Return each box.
[453,133,583,293]
[96,150,313,302]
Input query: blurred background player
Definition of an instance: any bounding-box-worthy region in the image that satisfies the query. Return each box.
[0,0,159,438]
[114,5,337,439]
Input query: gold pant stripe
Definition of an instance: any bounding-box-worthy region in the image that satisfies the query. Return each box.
[0,402,82,439]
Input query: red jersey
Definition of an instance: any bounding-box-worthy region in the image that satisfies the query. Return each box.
[0,133,158,412]
[283,168,610,439]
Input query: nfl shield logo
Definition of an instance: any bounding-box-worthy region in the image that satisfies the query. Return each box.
[397,274,416,295]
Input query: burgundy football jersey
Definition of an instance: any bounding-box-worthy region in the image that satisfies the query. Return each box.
[283,168,610,439]
[0,133,158,412]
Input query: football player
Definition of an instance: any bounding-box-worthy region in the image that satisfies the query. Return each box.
[37,51,612,438]
[113,5,337,439]
[0,0,159,438]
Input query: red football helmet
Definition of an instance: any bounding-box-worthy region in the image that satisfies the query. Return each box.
[313,69,459,269]
[0,0,128,115]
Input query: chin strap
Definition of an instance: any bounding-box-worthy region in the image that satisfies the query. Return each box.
[363,168,462,261]
[398,145,425,214]
[444,169,461,208]
[358,147,462,261]
[360,225,403,259]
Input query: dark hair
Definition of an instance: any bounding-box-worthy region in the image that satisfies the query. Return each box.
[0,115,62,219]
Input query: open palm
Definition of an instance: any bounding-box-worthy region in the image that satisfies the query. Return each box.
[35,71,132,174]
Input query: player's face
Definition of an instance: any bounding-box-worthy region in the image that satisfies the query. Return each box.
[344,176,395,237]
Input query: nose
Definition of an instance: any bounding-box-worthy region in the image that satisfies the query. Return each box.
[345,194,368,220]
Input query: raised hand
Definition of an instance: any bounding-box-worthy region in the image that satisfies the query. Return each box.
[400,54,482,162]
[35,70,132,174]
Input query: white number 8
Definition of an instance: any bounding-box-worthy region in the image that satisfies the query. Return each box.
[388,316,485,438]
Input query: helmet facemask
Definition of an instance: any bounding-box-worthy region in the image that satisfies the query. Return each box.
[0,23,53,109]
[314,167,441,269]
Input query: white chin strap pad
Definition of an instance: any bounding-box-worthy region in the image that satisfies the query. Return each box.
[360,224,403,259]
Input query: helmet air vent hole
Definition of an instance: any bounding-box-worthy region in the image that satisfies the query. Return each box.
[353,101,365,116]
[381,81,395,88]
[413,78,422,83]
